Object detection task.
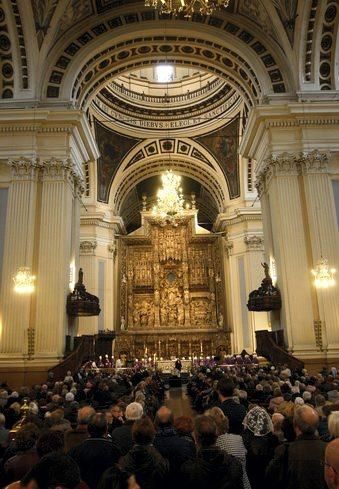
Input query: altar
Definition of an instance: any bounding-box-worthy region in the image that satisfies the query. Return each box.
[155,359,192,373]
[114,204,231,359]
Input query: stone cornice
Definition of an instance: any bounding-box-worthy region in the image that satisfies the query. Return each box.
[214,208,262,230]
[0,108,100,162]
[240,102,339,159]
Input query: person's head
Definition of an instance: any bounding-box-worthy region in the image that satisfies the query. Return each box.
[194,415,218,449]
[217,378,234,400]
[325,439,339,489]
[293,405,319,436]
[36,431,64,458]
[303,391,312,402]
[272,413,285,432]
[87,413,107,438]
[21,453,82,489]
[15,423,40,452]
[0,413,5,427]
[132,416,156,445]
[77,405,95,426]
[101,467,141,489]
[328,411,339,439]
[65,392,74,403]
[48,409,65,426]
[154,406,174,428]
[315,394,326,407]
[174,416,194,436]
[125,402,144,422]
[243,406,273,437]
[111,404,123,419]
[205,407,229,435]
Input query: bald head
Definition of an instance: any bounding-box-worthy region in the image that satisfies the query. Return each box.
[325,439,339,489]
[155,406,174,428]
[294,405,319,436]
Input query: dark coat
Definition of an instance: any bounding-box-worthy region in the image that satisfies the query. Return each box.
[179,446,243,489]
[266,434,327,489]
[154,425,195,469]
[110,421,134,455]
[68,437,121,489]
[219,399,247,434]
[64,425,89,452]
[121,444,169,489]
[4,448,39,485]
[242,430,279,489]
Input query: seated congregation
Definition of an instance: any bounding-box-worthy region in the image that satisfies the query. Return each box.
[0,363,339,489]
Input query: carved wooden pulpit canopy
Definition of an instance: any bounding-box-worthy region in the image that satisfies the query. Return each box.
[247,263,282,312]
[66,268,101,317]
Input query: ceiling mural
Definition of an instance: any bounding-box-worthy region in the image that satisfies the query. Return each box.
[273,0,298,46]
[31,0,58,48]
[94,119,141,203]
[195,116,240,199]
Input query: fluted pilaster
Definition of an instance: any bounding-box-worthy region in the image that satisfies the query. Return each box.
[302,153,339,350]
[0,158,39,356]
[35,158,75,358]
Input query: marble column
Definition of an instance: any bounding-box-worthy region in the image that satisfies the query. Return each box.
[256,153,317,355]
[0,158,38,357]
[301,151,339,352]
[34,158,75,360]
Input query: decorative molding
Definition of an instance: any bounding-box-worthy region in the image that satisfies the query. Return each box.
[255,150,329,196]
[244,234,264,251]
[300,150,329,174]
[8,157,40,179]
[80,218,116,230]
[40,157,75,180]
[224,240,234,257]
[108,241,117,260]
[264,118,339,130]
[0,125,74,134]
[80,240,97,255]
[8,157,85,192]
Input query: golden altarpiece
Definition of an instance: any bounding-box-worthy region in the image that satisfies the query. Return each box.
[115,210,231,360]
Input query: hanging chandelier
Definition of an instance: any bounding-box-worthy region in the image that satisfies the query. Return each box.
[312,257,336,289]
[13,266,36,294]
[145,0,230,17]
[152,170,185,220]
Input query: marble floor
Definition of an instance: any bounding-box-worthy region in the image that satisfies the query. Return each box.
[165,386,195,417]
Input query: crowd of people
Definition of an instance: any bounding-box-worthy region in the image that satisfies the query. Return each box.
[0,362,339,489]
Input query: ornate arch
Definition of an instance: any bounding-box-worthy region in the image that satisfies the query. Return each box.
[39,11,294,105]
[110,140,229,214]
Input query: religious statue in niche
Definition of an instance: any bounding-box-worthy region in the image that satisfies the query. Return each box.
[132,300,155,328]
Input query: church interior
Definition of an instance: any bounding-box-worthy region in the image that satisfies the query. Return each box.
[0,0,338,387]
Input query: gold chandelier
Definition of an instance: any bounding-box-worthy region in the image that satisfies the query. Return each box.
[145,0,230,17]
[152,170,185,219]
[13,266,36,294]
[312,257,336,289]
